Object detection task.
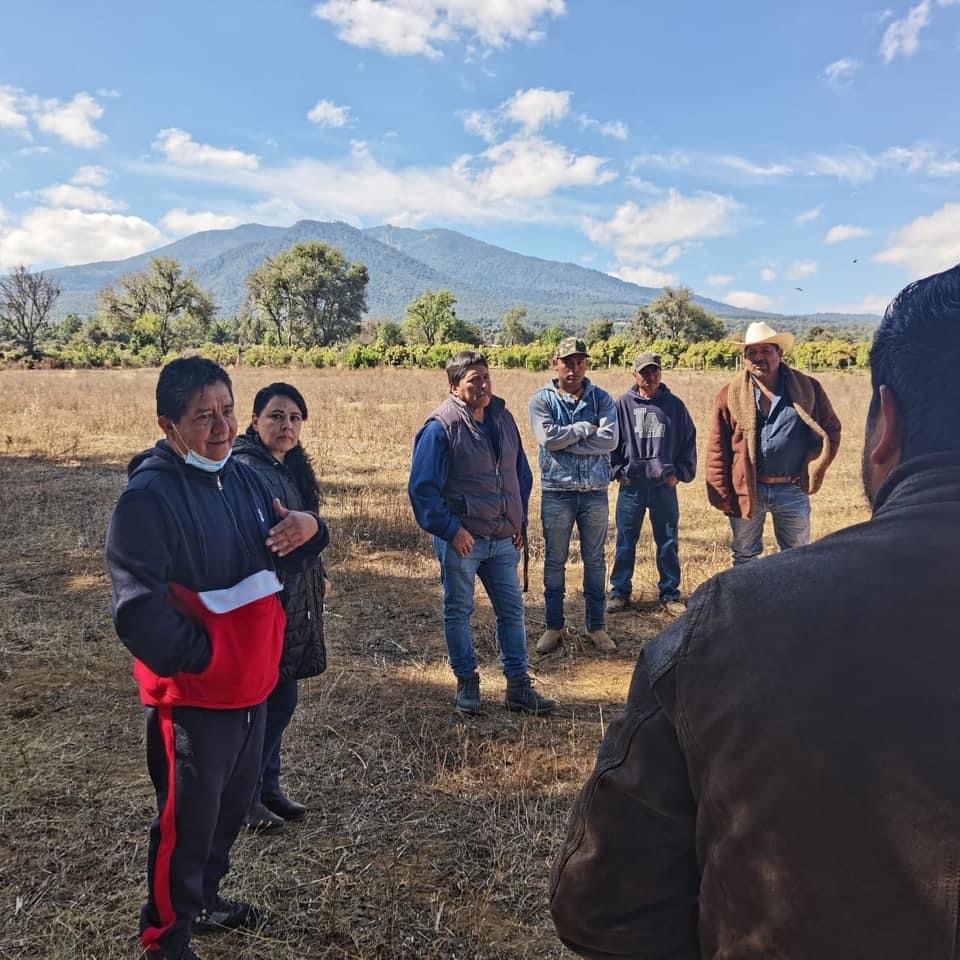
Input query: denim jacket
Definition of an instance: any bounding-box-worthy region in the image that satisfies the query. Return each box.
[528,377,618,492]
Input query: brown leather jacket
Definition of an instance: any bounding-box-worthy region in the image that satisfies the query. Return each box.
[706,366,841,518]
[550,452,960,959]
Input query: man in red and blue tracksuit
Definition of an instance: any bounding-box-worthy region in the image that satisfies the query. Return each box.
[106,358,327,960]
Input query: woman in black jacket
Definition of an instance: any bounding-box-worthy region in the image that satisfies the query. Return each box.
[233,382,329,833]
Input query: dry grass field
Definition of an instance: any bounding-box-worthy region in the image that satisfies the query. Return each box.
[0,366,871,959]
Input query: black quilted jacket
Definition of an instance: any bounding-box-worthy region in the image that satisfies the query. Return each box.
[233,435,327,681]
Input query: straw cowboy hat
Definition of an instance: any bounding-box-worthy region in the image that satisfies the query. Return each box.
[733,320,795,353]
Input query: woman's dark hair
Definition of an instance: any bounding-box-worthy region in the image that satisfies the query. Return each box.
[446,350,488,386]
[156,357,232,422]
[246,382,321,511]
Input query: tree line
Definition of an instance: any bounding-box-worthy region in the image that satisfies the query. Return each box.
[0,240,872,372]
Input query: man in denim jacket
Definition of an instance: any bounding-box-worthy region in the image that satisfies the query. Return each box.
[528,338,618,653]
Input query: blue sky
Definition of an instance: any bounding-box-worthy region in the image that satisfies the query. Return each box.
[1,0,958,316]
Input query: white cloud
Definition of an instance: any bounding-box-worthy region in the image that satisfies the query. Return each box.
[583,189,741,264]
[630,151,691,171]
[71,165,110,187]
[706,273,734,287]
[578,114,629,139]
[723,290,774,310]
[307,98,351,127]
[462,109,498,143]
[502,87,570,132]
[761,266,777,282]
[818,293,891,314]
[153,128,260,170]
[880,0,931,61]
[825,223,871,244]
[313,0,565,58]
[824,57,860,86]
[33,92,106,148]
[35,183,126,212]
[794,206,822,225]
[0,207,162,269]
[787,259,818,279]
[472,134,614,200]
[614,265,678,287]
[159,209,243,236]
[716,155,792,177]
[0,85,29,135]
[807,149,879,184]
[874,202,960,275]
[929,159,960,176]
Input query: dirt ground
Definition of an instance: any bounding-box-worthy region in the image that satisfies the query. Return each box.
[0,367,871,959]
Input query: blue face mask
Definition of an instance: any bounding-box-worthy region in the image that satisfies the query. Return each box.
[173,426,232,473]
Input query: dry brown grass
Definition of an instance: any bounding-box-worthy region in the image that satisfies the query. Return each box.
[0,367,871,959]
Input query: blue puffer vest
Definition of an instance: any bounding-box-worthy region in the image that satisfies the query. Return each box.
[430,395,524,539]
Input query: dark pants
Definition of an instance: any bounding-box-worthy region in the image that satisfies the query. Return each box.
[609,482,682,602]
[257,678,299,798]
[140,702,265,954]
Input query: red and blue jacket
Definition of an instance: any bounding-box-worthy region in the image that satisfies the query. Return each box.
[106,441,328,709]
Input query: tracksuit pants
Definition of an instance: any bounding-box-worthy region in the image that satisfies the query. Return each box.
[140,702,266,953]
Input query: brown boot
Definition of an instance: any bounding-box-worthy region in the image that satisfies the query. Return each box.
[587,629,617,652]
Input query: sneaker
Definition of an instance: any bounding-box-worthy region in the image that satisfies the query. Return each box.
[536,628,566,653]
[660,597,687,617]
[605,595,629,614]
[194,897,266,933]
[455,673,482,715]
[244,799,284,834]
[261,792,306,820]
[505,677,556,715]
[146,943,203,959]
[586,629,617,652]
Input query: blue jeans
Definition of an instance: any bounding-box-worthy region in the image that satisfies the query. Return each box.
[729,482,811,565]
[434,534,528,681]
[541,490,609,632]
[257,678,298,797]
[610,482,681,602]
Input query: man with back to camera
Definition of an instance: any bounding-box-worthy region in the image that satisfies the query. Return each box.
[606,352,696,618]
[528,337,618,654]
[408,350,555,716]
[706,320,841,564]
[549,264,960,959]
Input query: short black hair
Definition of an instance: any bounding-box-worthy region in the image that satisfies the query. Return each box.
[446,350,488,386]
[251,381,308,420]
[156,357,233,422]
[870,263,960,459]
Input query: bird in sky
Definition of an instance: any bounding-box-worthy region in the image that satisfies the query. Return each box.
[795,287,804,292]
[852,258,859,263]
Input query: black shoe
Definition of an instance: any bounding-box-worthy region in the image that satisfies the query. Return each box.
[244,799,284,834]
[261,791,306,820]
[455,673,482,715]
[193,896,266,933]
[505,677,556,715]
[146,942,203,959]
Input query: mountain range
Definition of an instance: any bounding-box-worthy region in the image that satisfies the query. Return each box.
[46,220,878,330]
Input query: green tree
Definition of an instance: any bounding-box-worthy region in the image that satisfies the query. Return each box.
[633,287,725,343]
[537,323,566,348]
[97,256,216,354]
[55,313,84,342]
[502,305,532,345]
[585,318,614,345]
[245,241,368,347]
[374,319,405,347]
[0,265,62,355]
[403,289,458,345]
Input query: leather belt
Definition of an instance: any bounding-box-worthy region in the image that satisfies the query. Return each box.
[757,475,801,485]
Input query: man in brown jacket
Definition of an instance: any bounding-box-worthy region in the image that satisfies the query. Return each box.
[549,263,960,959]
[706,321,841,564]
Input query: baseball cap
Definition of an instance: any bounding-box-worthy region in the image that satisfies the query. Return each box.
[554,336,588,359]
[633,351,662,372]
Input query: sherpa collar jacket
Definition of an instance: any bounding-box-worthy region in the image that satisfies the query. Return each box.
[550,451,960,960]
[705,364,841,518]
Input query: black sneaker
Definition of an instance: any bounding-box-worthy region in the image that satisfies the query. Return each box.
[455,673,482,715]
[505,677,556,715]
[193,896,266,932]
[261,791,306,820]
